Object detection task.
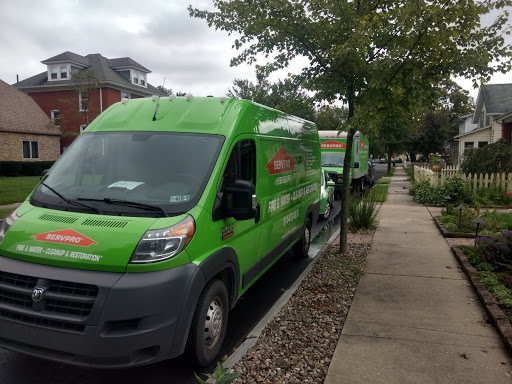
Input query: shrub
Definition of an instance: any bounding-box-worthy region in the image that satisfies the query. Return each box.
[460,139,512,175]
[348,195,378,229]
[476,231,512,271]
[0,161,54,176]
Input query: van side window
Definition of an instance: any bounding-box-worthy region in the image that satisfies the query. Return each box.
[222,140,256,191]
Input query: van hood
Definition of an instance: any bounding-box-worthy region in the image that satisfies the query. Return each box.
[0,207,185,272]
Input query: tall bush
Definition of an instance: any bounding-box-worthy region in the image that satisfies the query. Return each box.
[460,139,512,175]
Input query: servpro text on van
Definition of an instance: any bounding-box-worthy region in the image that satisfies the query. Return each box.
[0,96,321,368]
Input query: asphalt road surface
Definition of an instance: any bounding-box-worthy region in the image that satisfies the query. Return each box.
[0,165,389,383]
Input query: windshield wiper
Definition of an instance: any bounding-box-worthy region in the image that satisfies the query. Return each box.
[77,198,168,217]
[40,182,103,214]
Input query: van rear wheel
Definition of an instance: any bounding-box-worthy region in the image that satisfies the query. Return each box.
[187,279,229,367]
[293,216,311,258]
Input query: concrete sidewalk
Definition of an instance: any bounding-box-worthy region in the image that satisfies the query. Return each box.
[324,167,512,384]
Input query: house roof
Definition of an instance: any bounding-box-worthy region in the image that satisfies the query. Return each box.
[473,83,512,123]
[0,79,61,136]
[14,52,164,97]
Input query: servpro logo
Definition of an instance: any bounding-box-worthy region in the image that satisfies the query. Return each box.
[320,140,346,149]
[32,229,98,247]
[265,148,296,175]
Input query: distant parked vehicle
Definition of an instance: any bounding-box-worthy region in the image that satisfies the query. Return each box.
[319,169,335,220]
[379,157,387,164]
[366,160,375,186]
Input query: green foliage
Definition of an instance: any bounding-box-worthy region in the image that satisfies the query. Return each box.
[315,105,348,131]
[0,161,54,177]
[383,167,395,177]
[0,176,40,205]
[439,207,511,234]
[476,232,512,271]
[463,245,512,307]
[410,174,472,206]
[348,195,378,229]
[366,186,388,202]
[228,73,316,120]
[460,139,512,175]
[195,362,241,384]
[377,179,390,184]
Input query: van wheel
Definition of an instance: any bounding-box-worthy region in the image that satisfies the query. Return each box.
[187,279,229,367]
[293,216,311,258]
[322,200,331,220]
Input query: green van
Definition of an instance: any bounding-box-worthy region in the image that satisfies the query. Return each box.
[319,130,370,194]
[0,96,321,368]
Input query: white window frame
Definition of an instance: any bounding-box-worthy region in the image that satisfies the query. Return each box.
[48,64,70,81]
[130,70,147,88]
[50,109,60,126]
[22,140,39,159]
[121,91,131,99]
[80,124,88,133]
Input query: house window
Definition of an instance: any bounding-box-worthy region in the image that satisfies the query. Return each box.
[464,142,474,151]
[22,141,39,159]
[80,124,88,133]
[48,65,70,81]
[121,91,131,99]
[51,110,60,126]
[60,66,68,79]
[478,141,488,148]
[79,92,88,111]
[131,71,147,87]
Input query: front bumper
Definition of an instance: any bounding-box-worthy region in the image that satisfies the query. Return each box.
[0,255,205,368]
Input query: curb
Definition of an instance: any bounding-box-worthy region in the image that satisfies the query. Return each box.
[451,246,512,355]
[218,227,341,377]
[433,216,476,238]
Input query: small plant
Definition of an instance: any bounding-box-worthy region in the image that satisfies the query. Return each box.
[348,195,378,229]
[195,362,241,384]
[428,152,443,167]
[475,231,512,271]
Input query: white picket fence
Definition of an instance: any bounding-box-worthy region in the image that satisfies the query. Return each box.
[413,165,512,193]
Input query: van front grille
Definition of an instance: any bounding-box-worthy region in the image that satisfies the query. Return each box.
[0,271,98,333]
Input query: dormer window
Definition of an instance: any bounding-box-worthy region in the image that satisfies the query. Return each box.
[48,64,70,81]
[131,70,147,87]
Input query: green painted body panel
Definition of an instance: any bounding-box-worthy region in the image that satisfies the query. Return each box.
[319,131,370,185]
[0,97,321,295]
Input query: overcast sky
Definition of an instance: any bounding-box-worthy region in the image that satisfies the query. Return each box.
[1,0,511,103]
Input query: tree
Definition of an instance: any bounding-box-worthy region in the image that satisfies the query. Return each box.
[68,69,100,126]
[315,105,348,131]
[190,0,512,253]
[157,85,174,96]
[228,72,317,120]
[410,81,474,158]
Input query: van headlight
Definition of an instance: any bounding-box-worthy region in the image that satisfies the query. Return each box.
[130,215,195,263]
[0,210,19,246]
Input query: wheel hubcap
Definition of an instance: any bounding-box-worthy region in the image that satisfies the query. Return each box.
[204,297,223,349]
[304,227,310,254]
[325,201,330,217]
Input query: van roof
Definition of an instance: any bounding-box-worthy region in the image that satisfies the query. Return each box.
[85,97,318,141]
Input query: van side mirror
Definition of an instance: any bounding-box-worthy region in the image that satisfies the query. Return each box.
[222,180,257,221]
[40,169,49,180]
[353,162,360,169]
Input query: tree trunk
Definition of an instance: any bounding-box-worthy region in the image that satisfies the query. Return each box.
[339,87,355,254]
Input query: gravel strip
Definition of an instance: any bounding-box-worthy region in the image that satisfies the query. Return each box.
[231,238,371,384]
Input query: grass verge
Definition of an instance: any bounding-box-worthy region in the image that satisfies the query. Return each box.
[366,185,388,202]
[0,176,39,205]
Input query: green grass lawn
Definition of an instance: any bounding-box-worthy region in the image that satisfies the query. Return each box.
[0,176,40,205]
[377,179,391,184]
[383,167,395,177]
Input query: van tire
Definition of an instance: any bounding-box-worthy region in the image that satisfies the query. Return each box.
[322,199,331,220]
[293,216,311,258]
[187,279,229,367]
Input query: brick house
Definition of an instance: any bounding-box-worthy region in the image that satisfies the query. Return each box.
[14,51,164,152]
[454,84,512,162]
[0,79,61,161]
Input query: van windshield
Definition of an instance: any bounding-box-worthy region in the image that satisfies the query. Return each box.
[321,153,345,168]
[31,132,224,217]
